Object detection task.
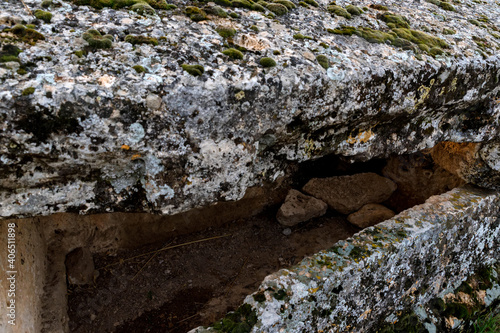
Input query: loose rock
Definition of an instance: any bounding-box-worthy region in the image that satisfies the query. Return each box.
[347,203,396,228]
[302,173,397,214]
[276,189,328,226]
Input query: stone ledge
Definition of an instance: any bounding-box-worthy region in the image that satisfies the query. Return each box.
[190,186,500,332]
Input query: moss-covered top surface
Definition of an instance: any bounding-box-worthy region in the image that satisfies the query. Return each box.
[0,0,499,218]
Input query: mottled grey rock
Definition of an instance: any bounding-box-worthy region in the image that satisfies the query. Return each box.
[1,0,500,220]
[347,203,395,228]
[276,189,327,226]
[302,173,397,214]
[65,247,95,285]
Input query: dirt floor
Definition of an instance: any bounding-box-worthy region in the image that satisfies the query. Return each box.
[67,208,360,333]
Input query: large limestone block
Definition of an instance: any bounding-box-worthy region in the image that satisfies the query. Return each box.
[347,203,396,229]
[276,189,327,226]
[302,173,397,214]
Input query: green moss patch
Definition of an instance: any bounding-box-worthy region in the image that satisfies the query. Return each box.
[205,5,228,17]
[328,5,352,19]
[22,87,36,96]
[216,27,236,38]
[9,24,45,45]
[369,4,388,10]
[34,10,53,23]
[377,12,410,29]
[185,6,207,21]
[316,54,329,69]
[346,5,363,15]
[181,64,204,76]
[124,35,158,45]
[211,304,257,333]
[293,33,313,40]
[131,2,156,15]
[82,29,113,49]
[72,0,175,11]
[132,64,146,73]
[442,28,456,35]
[266,3,288,15]
[222,48,244,60]
[0,44,22,63]
[260,57,276,67]
[303,0,319,7]
[426,0,456,11]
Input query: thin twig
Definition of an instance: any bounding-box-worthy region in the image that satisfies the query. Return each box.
[175,313,199,324]
[131,242,172,281]
[97,234,231,270]
[19,0,33,16]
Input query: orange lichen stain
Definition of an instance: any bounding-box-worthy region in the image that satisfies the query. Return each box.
[309,287,319,293]
[346,129,374,144]
[131,154,141,160]
[359,308,372,320]
[121,144,130,150]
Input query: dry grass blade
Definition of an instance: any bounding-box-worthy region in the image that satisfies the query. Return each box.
[97,234,231,270]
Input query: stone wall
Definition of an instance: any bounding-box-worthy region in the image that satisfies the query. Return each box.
[191,186,500,332]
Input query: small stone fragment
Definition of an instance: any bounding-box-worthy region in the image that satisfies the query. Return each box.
[65,247,95,285]
[276,189,328,226]
[282,228,292,236]
[347,203,395,228]
[302,173,397,214]
[146,94,162,110]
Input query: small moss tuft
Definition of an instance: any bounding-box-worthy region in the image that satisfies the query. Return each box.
[229,12,240,18]
[215,0,232,6]
[442,28,456,35]
[82,29,113,49]
[216,26,236,38]
[41,0,53,7]
[73,50,85,58]
[34,10,53,23]
[260,57,276,67]
[426,0,455,11]
[252,3,266,11]
[273,49,281,55]
[303,0,319,7]
[205,5,228,17]
[132,65,146,73]
[369,4,388,10]
[346,4,363,15]
[266,3,288,15]
[222,48,244,60]
[298,1,309,7]
[377,12,410,29]
[22,87,36,96]
[274,0,296,9]
[250,25,259,32]
[124,35,158,45]
[181,64,204,76]
[328,5,352,19]
[316,54,329,69]
[328,26,356,35]
[17,68,28,75]
[232,0,254,9]
[293,33,313,40]
[10,25,45,44]
[131,2,156,15]
[185,6,207,21]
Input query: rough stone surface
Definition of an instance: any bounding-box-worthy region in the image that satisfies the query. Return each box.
[1,0,500,218]
[382,151,465,211]
[65,247,95,285]
[432,141,500,190]
[190,186,500,332]
[347,203,395,228]
[276,189,327,226]
[302,172,397,214]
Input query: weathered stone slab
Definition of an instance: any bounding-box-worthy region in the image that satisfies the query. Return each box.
[1,0,500,219]
[347,203,395,229]
[276,189,327,226]
[190,186,500,332]
[302,173,397,214]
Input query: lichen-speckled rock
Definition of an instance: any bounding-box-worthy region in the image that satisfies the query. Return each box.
[302,173,397,214]
[1,0,500,218]
[190,186,500,332]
